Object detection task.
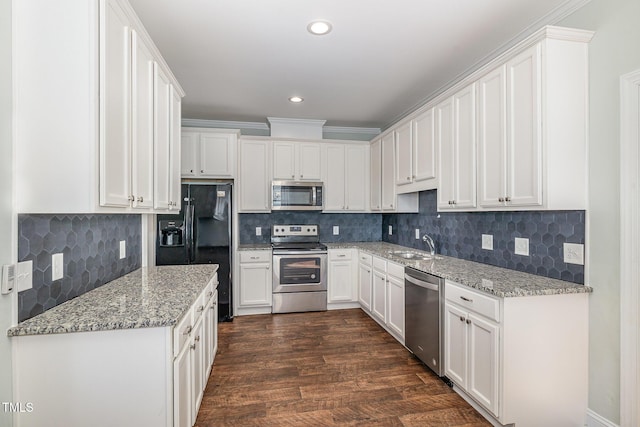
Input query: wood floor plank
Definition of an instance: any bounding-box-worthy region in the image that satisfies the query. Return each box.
[194,309,491,427]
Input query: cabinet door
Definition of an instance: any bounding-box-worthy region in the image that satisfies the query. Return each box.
[345,145,367,211]
[298,143,321,180]
[386,274,404,339]
[413,108,437,183]
[372,270,387,323]
[173,344,192,427]
[370,138,382,211]
[181,132,198,177]
[507,45,542,207]
[328,260,354,302]
[478,65,507,208]
[130,30,154,209]
[238,140,270,212]
[100,0,131,207]
[239,263,271,306]
[444,302,468,388]
[190,316,205,424]
[453,83,477,209]
[381,133,396,210]
[200,134,234,177]
[436,97,455,209]
[153,64,171,210]
[324,144,346,210]
[273,142,296,180]
[395,121,413,185]
[204,290,218,378]
[468,312,500,416]
[169,86,182,210]
[358,262,372,311]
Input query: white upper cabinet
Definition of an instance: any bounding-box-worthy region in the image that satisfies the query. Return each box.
[169,86,182,210]
[381,133,396,211]
[181,128,239,178]
[273,141,321,181]
[374,132,419,213]
[370,138,382,211]
[322,142,369,212]
[153,64,171,211]
[394,121,413,186]
[14,0,184,213]
[412,108,438,185]
[238,138,271,212]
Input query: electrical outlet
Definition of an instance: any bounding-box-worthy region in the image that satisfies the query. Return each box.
[388,225,393,236]
[515,237,529,256]
[415,229,420,239]
[16,260,33,292]
[255,227,262,236]
[564,243,585,265]
[119,240,126,259]
[482,234,493,250]
[333,226,339,235]
[52,253,63,281]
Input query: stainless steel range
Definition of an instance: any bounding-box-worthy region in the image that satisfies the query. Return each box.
[271,224,327,313]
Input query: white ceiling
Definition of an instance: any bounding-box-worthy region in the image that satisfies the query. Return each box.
[129,0,588,130]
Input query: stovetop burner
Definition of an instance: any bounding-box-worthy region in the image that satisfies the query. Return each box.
[270,224,326,252]
[271,242,327,251]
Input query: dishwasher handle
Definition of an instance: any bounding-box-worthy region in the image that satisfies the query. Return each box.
[405,274,440,292]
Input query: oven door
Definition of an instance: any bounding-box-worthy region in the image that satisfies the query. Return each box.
[273,252,327,293]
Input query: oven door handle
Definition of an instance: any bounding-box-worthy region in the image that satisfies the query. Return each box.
[273,251,327,256]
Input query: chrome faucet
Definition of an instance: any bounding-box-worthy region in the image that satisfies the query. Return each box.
[422,234,436,256]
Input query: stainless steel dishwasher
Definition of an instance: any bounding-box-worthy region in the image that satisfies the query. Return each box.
[405,267,445,377]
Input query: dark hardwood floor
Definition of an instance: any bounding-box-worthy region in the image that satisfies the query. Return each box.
[195,309,491,426]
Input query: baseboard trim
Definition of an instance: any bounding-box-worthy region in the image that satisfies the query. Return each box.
[586,409,619,427]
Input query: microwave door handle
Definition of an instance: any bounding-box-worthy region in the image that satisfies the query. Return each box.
[312,187,316,206]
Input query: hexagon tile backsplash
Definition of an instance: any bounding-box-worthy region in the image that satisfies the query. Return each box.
[383,190,585,284]
[17,214,142,322]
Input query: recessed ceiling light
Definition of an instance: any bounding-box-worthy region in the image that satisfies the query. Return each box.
[307,20,332,36]
[289,96,304,103]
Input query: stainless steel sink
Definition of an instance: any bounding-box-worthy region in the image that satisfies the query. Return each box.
[387,250,439,261]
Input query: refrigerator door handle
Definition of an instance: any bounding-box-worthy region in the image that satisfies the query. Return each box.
[188,203,195,263]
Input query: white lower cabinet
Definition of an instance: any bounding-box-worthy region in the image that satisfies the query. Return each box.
[328,249,358,308]
[364,254,405,343]
[237,250,272,314]
[358,253,373,311]
[444,279,589,426]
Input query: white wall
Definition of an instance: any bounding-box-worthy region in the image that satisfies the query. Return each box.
[560,0,640,424]
[0,0,14,424]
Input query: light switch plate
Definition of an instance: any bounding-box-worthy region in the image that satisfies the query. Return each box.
[255,227,262,236]
[119,240,126,259]
[16,260,33,292]
[333,226,339,235]
[482,234,493,250]
[415,229,420,239]
[564,243,585,265]
[388,225,393,236]
[52,253,63,281]
[515,237,529,256]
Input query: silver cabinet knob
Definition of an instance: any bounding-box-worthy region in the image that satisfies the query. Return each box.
[137,196,144,202]
[201,170,204,173]
[459,316,465,322]
[505,196,511,202]
[198,305,204,312]
[406,177,411,181]
[183,325,192,335]
[190,169,193,173]
[128,195,135,202]
[466,319,471,325]
[498,197,504,203]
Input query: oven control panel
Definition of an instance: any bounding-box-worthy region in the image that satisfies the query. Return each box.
[272,224,318,237]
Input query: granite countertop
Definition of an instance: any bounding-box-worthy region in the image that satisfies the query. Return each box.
[326,242,592,298]
[238,243,272,251]
[7,265,219,337]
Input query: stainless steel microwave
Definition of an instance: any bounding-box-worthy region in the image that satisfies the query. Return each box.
[271,181,323,211]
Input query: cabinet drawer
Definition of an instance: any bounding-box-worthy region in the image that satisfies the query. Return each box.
[330,249,352,261]
[373,256,387,272]
[445,281,500,322]
[359,252,372,266]
[387,261,404,279]
[240,251,271,263]
[203,275,216,301]
[173,307,193,358]
[193,288,208,321]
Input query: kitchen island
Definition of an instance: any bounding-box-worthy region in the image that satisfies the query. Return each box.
[8,265,219,427]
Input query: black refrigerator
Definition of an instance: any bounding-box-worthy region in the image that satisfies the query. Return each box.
[156,182,233,322]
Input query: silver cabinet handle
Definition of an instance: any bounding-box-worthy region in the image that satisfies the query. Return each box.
[190,343,196,350]
[201,170,204,173]
[194,335,200,342]
[505,196,511,202]
[183,325,192,335]
[300,174,303,179]
[406,177,411,181]
[498,197,504,202]
[266,266,270,270]
[190,169,193,173]
[460,296,473,303]
[128,195,135,202]
[137,196,144,202]
[291,174,295,178]
[466,319,471,325]
[198,305,204,312]
[250,256,258,260]
[459,316,465,322]
[208,291,213,297]
[337,254,346,257]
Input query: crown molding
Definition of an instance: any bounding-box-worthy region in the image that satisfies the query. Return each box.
[323,126,381,136]
[181,118,269,131]
[267,117,326,127]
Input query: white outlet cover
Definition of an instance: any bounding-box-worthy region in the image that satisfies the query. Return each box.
[16,260,33,292]
[119,240,126,259]
[415,229,420,239]
[388,225,393,236]
[564,243,585,265]
[514,237,529,256]
[482,234,493,250]
[333,226,339,235]
[52,253,64,281]
[255,227,262,236]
